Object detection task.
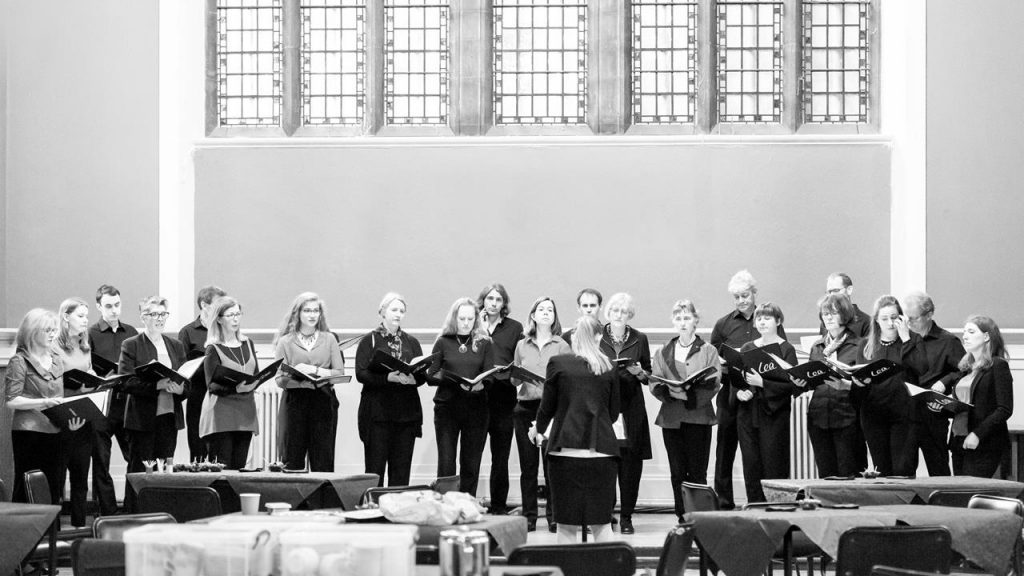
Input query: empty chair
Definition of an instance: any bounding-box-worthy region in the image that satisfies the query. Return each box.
[656,522,695,576]
[21,469,80,575]
[430,475,461,494]
[835,526,952,576]
[967,494,1024,575]
[93,513,176,541]
[742,502,826,575]
[680,482,719,513]
[72,539,127,576]
[508,542,636,576]
[359,484,432,506]
[136,486,222,523]
[926,489,998,507]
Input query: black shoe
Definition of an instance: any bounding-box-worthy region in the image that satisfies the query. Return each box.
[620,516,635,534]
[548,522,557,533]
[527,520,536,532]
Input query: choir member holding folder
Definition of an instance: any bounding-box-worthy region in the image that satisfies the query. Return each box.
[530,315,620,543]
[511,296,569,532]
[802,293,862,478]
[426,297,495,495]
[852,296,925,476]
[650,300,721,522]
[599,292,651,535]
[949,316,1013,477]
[273,292,346,472]
[200,296,260,469]
[118,296,189,474]
[735,302,798,503]
[355,292,428,486]
[5,309,82,504]
[178,285,226,462]
[52,298,100,527]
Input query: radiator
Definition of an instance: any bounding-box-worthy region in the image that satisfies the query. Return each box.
[249,387,282,468]
[790,394,818,479]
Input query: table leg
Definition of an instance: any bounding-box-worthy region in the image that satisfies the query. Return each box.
[699,544,708,576]
[783,530,793,576]
[47,518,57,576]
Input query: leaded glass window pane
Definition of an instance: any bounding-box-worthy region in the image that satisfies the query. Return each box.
[217,0,282,126]
[631,0,698,124]
[716,0,783,123]
[385,0,450,125]
[802,0,870,123]
[301,0,366,126]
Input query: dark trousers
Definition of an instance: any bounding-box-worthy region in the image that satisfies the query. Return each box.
[363,421,419,486]
[186,379,208,461]
[60,427,93,527]
[916,411,952,476]
[737,409,790,503]
[713,393,739,509]
[486,403,515,513]
[808,423,860,478]
[13,430,62,505]
[205,431,253,470]
[280,389,338,472]
[950,436,1004,478]
[435,400,489,496]
[127,414,179,474]
[512,400,551,523]
[662,423,712,518]
[861,409,917,476]
[617,447,644,518]
[91,423,120,515]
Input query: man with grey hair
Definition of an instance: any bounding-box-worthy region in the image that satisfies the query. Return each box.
[710,270,786,509]
[904,291,963,476]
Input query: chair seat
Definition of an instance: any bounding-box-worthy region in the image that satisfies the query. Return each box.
[24,538,73,564]
[60,526,95,540]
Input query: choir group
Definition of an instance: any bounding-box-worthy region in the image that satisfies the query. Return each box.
[3,270,1014,544]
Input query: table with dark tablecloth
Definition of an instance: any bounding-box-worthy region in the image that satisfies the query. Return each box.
[762,475,1024,505]
[685,504,1023,576]
[126,471,379,512]
[0,502,60,576]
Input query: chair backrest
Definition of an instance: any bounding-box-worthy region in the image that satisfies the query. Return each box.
[680,482,719,514]
[93,512,177,541]
[72,538,127,576]
[967,494,1024,517]
[836,526,952,576]
[430,475,461,494]
[24,469,52,505]
[359,484,432,506]
[136,486,222,523]
[926,489,998,507]
[656,523,695,576]
[509,542,637,576]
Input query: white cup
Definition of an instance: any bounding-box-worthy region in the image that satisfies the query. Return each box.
[240,492,261,515]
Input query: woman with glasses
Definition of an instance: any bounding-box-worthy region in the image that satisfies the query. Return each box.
[119,296,188,473]
[355,292,426,486]
[599,292,651,535]
[804,293,863,478]
[949,315,1013,478]
[273,292,345,471]
[426,297,495,495]
[5,308,83,504]
[200,296,259,469]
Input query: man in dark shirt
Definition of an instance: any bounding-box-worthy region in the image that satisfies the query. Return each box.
[906,291,964,476]
[178,285,227,461]
[709,270,786,509]
[88,284,138,515]
[818,272,871,338]
[478,283,524,515]
[562,288,602,347]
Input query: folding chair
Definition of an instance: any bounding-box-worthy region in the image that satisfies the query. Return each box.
[835,526,952,576]
[508,542,636,576]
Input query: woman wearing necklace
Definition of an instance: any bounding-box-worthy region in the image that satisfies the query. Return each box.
[354,292,426,486]
[426,297,495,495]
[804,293,863,478]
[852,295,926,476]
[200,296,260,469]
[735,302,798,503]
[512,296,570,532]
[599,292,651,535]
[5,308,84,505]
[119,296,188,475]
[651,300,721,523]
[273,292,345,471]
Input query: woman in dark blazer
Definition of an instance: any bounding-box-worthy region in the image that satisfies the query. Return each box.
[355,292,426,486]
[599,292,651,535]
[949,315,1013,477]
[804,293,862,478]
[118,296,188,474]
[531,315,620,543]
